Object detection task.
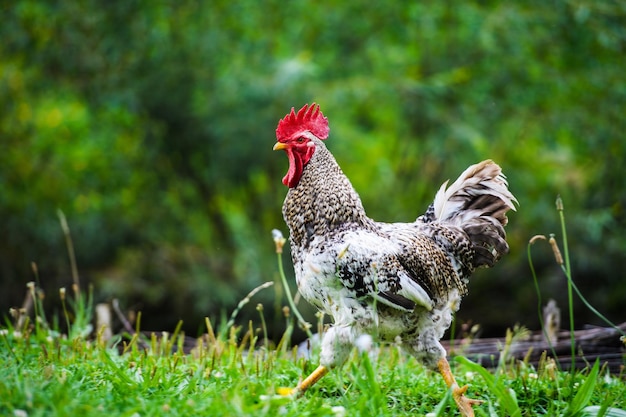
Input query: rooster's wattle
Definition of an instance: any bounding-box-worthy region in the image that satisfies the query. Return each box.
[273,104,517,416]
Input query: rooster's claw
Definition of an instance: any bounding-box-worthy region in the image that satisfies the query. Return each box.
[452,384,484,417]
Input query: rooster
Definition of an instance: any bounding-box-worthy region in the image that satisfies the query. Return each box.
[273,103,516,416]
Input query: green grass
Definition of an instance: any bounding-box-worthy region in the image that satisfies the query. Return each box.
[1,284,625,417]
[1,205,625,416]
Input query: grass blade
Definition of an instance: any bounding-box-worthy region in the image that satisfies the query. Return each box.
[432,389,452,417]
[579,406,626,417]
[563,360,600,417]
[456,356,521,417]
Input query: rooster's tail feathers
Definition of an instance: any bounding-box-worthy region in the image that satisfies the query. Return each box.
[432,159,517,268]
[433,160,516,224]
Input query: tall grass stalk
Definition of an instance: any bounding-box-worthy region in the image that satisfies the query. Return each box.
[257,303,269,351]
[57,209,80,295]
[224,281,274,333]
[272,229,313,339]
[528,237,559,359]
[555,196,576,373]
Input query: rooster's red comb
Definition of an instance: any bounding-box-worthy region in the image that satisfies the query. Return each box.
[276,103,329,141]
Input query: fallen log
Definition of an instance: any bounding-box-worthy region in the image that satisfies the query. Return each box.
[442,322,626,374]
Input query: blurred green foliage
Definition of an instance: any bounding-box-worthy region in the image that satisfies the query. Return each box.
[1,1,625,335]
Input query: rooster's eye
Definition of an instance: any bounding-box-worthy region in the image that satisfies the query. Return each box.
[296,137,305,143]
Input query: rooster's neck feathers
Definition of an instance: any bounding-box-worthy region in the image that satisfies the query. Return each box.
[282,139,373,250]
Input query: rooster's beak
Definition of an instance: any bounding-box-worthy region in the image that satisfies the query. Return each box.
[273,142,288,151]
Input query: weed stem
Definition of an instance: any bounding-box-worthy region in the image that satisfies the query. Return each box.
[556,196,576,374]
[276,252,313,339]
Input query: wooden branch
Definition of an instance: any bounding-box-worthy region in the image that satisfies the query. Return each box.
[443,322,626,374]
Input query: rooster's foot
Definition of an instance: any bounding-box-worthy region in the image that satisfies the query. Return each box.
[277,365,329,398]
[452,384,484,417]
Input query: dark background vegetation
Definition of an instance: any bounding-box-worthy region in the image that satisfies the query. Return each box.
[2,1,624,339]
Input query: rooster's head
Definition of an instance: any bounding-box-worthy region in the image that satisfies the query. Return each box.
[274,103,329,188]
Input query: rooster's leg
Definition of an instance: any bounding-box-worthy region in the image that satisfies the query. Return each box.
[437,357,483,417]
[277,365,329,397]
[278,326,353,397]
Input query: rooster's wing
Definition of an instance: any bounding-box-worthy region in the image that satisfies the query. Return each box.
[330,223,470,314]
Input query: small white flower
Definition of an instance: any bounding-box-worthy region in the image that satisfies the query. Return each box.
[331,406,346,417]
[14,410,28,417]
[355,334,373,353]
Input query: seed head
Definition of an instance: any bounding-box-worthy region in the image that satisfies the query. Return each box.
[548,234,563,265]
[555,195,564,211]
[272,229,286,254]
